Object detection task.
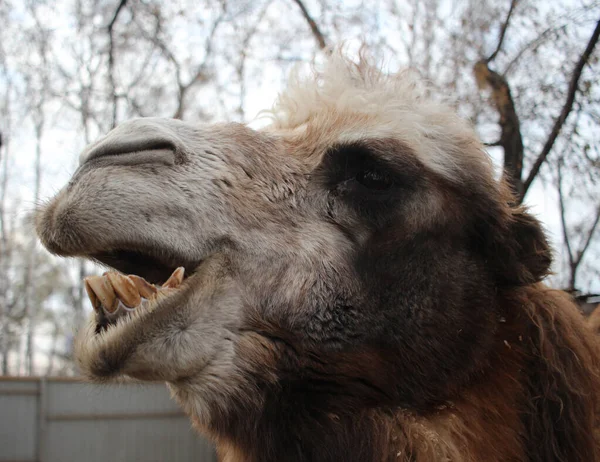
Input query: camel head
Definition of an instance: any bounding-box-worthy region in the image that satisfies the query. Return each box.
[36,53,555,459]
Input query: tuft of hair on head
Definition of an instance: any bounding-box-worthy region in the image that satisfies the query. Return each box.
[264,47,495,190]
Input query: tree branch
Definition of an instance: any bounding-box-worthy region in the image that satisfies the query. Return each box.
[172,9,225,119]
[522,19,600,197]
[556,159,579,290]
[291,0,327,50]
[108,0,128,32]
[504,23,567,76]
[236,2,272,121]
[484,140,502,147]
[556,160,574,268]
[107,0,128,129]
[474,60,524,196]
[487,0,519,63]
[574,203,600,268]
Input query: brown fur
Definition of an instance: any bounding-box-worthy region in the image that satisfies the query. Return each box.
[588,304,600,334]
[204,285,600,462]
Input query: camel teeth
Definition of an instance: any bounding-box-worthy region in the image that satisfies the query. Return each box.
[106,272,142,308]
[83,269,181,316]
[84,279,100,311]
[129,275,159,299]
[162,267,185,289]
[84,275,118,313]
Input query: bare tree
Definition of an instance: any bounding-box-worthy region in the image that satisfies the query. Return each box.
[557,157,600,291]
[475,1,600,202]
[107,0,129,128]
[292,0,328,50]
[0,124,12,374]
[20,6,53,375]
[132,2,226,120]
[523,20,600,197]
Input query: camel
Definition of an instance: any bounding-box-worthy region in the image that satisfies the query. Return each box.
[36,52,600,461]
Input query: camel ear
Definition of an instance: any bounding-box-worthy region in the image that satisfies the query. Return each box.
[490,208,552,286]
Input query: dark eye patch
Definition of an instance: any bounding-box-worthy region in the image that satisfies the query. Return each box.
[312,139,426,228]
[318,140,421,195]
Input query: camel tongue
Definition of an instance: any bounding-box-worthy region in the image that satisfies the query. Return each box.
[83,267,185,315]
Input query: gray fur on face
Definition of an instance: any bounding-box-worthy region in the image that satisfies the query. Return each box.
[37,115,361,425]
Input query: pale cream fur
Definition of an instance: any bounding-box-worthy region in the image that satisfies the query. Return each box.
[266,51,491,185]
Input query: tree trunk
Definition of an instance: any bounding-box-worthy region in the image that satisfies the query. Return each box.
[23,119,43,375]
[473,60,524,198]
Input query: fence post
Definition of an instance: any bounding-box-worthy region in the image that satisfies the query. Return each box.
[37,378,47,462]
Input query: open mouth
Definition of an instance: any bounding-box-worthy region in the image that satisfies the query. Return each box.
[83,247,204,333]
[90,248,203,286]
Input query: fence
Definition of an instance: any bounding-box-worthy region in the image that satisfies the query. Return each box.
[0,377,216,462]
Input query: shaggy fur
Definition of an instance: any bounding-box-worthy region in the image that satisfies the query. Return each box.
[589,304,600,334]
[36,51,600,461]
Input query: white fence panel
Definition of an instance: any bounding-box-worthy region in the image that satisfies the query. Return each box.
[0,378,216,462]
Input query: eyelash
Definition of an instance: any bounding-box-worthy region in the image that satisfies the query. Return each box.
[355,169,394,190]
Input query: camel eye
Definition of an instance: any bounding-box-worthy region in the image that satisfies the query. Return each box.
[355,169,393,190]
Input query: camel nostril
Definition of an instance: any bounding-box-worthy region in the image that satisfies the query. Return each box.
[79,118,186,166]
[81,139,177,167]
